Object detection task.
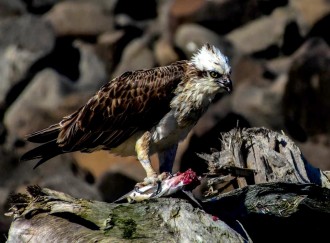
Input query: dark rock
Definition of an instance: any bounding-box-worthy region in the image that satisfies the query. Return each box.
[38,160,102,200]
[230,56,265,87]
[281,21,304,55]
[97,172,137,202]
[4,52,107,146]
[0,0,26,17]
[0,149,101,238]
[0,146,19,186]
[170,0,283,35]
[256,0,289,15]
[289,0,330,36]
[6,153,101,201]
[0,186,11,238]
[283,38,330,140]
[114,0,157,21]
[73,40,107,91]
[0,15,54,53]
[96,30,125,75]
[224,55,288,130]
[25,0,60,14]
[232,74,287,130]
[308,14,330,45]
[29,37,81,82]
[298,135,330,171]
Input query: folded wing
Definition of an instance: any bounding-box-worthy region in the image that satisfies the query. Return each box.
[21,62,187,167]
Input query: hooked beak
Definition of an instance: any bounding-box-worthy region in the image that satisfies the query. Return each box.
[219,77,233,93]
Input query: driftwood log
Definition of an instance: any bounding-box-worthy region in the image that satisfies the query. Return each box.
[5,127,330,242]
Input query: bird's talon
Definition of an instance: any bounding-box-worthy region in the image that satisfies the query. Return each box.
[158,172,170,181]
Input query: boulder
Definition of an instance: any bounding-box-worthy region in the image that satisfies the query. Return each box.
[44,1,114,36]
[154,38,179,66]
[282,38,330,139]
[73,40,108,91]
[0,15,55,105]
[290,0,330,35]
[174,23,235,60]
[4,69,74,142]
[111,37,155,78]
[170,0,288,34]
[0,0,26,17]
[226,7,295,55]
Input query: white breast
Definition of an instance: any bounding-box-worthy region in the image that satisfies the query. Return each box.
[150,110,192,153]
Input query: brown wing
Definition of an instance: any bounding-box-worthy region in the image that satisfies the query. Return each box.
[57,61,187,152]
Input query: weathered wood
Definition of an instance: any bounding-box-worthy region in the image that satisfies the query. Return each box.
[5,127,330,242]
[199,127,330,197]
[202,182,330,242]
[6,186,246,243]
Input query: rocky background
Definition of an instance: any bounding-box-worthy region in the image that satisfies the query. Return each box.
[0,0,329,240]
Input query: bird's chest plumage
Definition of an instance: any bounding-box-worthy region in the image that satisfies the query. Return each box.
[150,82,218,152]
[170,80,219,127]
[150,110,192,153]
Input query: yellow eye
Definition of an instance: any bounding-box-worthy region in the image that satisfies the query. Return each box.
[210,71,220,78]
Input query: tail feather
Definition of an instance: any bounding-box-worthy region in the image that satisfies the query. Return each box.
[26,124,61,143]
[21,140,65,169]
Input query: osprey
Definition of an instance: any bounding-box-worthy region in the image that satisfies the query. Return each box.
[21,43,232,187]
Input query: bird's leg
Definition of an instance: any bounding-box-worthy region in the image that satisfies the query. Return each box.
[135,131,167,187]
[158,143,178,174]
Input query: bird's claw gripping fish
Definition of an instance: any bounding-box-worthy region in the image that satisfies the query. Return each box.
[115,169,200,203]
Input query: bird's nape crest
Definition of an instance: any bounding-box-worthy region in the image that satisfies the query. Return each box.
[191,44,229,73]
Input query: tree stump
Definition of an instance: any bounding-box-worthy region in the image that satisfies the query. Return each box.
[5,127,330,242]
[198,127,330,198]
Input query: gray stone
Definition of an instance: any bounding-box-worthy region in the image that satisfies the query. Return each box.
[226,7,295,55]
[4,39,109,144]
[0,0,26,17]
[73,40,108,92]
[231,57,287,130]
[44,1,114,36]
[174,23,235,60]
[154,38,179,66]
[112,37,155,78]
[0,15,54,53]
[0,15,55,105]
[266,56,292,76]
[170,0,266,34]
[4,153,101,201]
[87,0,118,12]
[4,69,74,140]
[231,80,283,129]
[40,169,102,201]
[96,30,125,75]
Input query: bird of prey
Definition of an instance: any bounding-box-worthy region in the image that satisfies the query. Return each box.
[21,43,232,187]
